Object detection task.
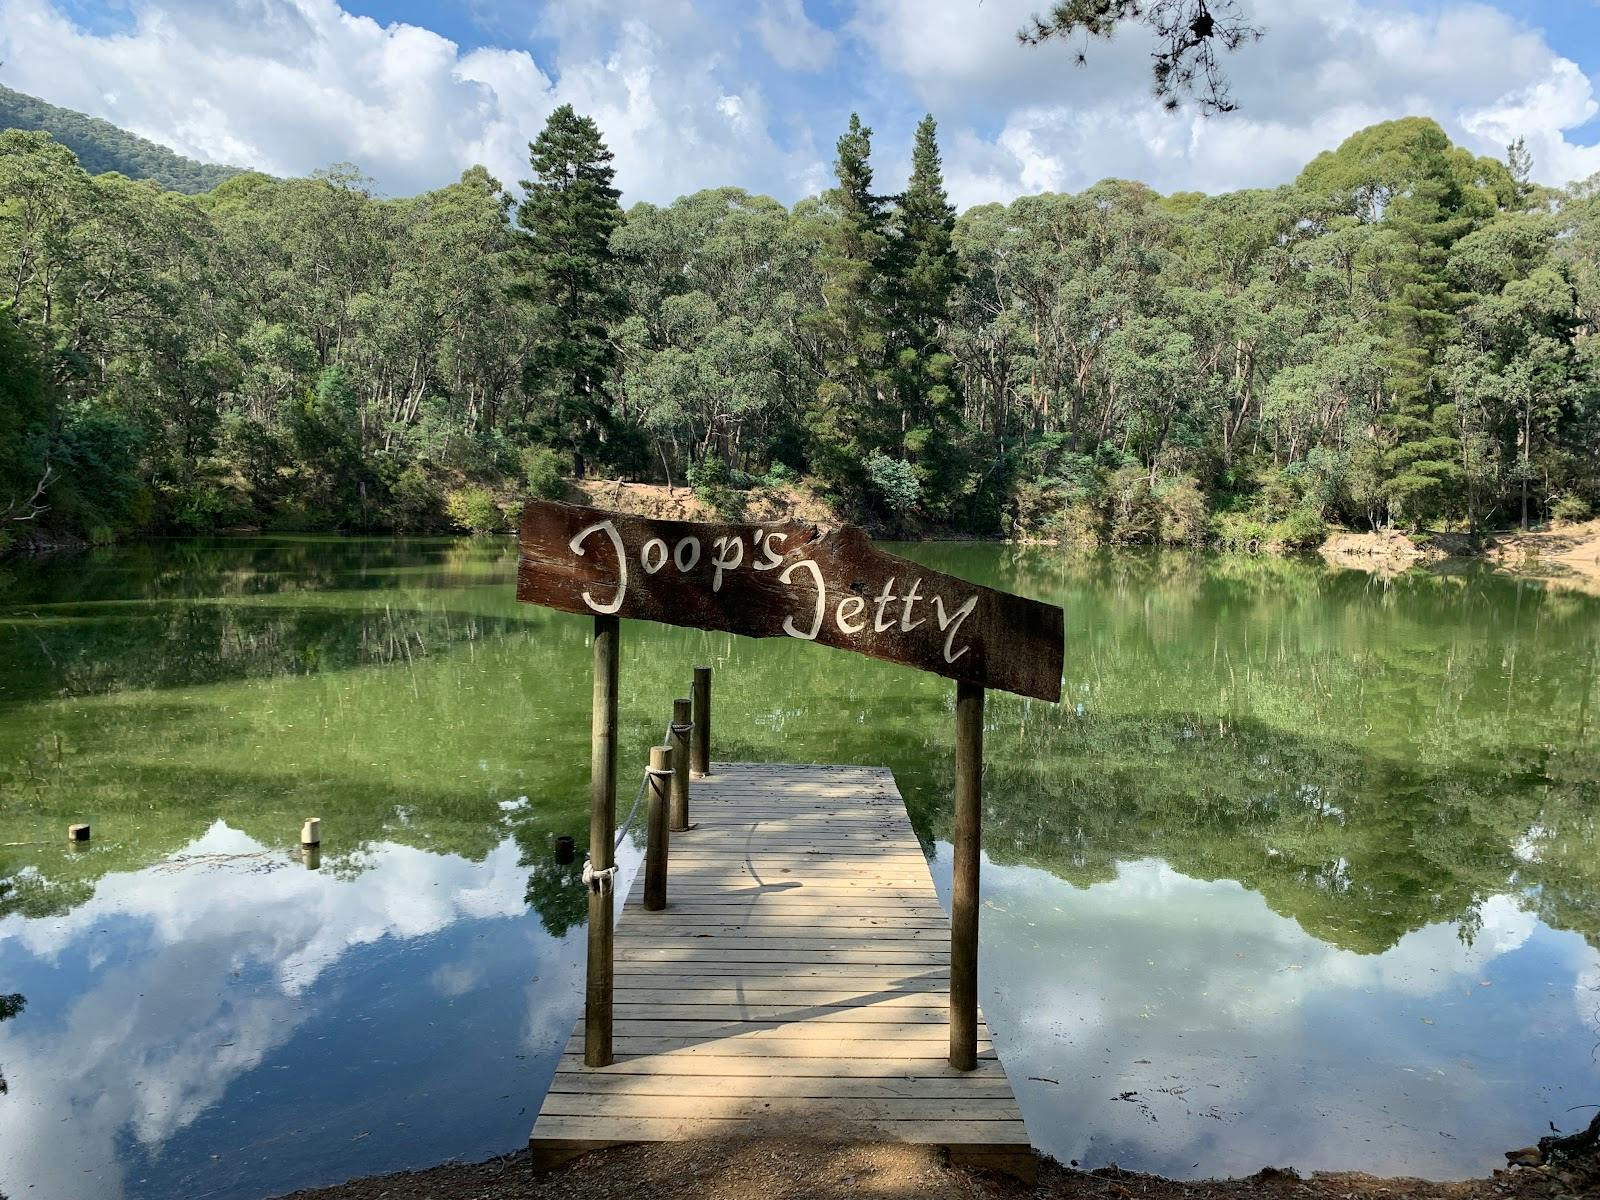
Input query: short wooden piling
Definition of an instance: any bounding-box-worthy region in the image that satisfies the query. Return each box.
[643,746,673,911]
[586,613,620,1068]
[691,666,712,776]
[950,680,985,1071]
[670,697,692,831]
[67,823,90,843]
[300,817,321,847]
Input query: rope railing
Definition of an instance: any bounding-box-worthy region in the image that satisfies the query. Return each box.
[613,717,675,851]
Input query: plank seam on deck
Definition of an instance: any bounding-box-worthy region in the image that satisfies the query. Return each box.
[529,761,1031,1162]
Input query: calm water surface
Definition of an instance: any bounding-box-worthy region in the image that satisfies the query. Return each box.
[1,537,1597,1198]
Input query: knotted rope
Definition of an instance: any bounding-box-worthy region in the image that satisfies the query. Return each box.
[581,859,616,894]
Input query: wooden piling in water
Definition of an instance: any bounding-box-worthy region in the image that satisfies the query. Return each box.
[691,666,711,776]
[586,614,620,1067]
[300,817,321,847]
[670,698,692,831]
[643,746,672,911]
[949,680,984,1071]
[67,823,90,843]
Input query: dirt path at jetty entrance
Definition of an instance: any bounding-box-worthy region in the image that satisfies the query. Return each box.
[276,1134,1592,1200]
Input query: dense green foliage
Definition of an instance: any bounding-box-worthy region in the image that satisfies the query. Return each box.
[0,84,243,193]
[2,109,1597,551]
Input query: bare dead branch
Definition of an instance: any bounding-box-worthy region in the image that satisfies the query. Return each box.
[1,462,55,523]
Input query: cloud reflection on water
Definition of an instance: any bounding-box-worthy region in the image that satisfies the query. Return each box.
[0,824,584,1200]
[3,829,1598,1198]
[933,850,1600,1181]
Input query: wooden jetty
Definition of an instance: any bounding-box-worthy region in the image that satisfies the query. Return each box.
[515,499,1063,1180]
[529,761,1033,1176]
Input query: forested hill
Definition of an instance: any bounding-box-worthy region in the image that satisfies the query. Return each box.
[0,84,244,193]
[1,105,1597,554]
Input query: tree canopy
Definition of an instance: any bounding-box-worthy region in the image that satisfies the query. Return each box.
[0,109,1596,551]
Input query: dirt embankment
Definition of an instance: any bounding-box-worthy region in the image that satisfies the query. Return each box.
[1321,520,1600,594]
[275,1135,1593,1200]
[568,479,841,526]
[1482,519,1600,594]
[1318,528,1443,573]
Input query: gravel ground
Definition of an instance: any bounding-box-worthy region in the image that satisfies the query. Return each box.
[272,1137,1592,1200]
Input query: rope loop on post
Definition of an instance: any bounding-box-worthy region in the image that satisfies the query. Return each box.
[581,858,617,894]
[670,721,694,736]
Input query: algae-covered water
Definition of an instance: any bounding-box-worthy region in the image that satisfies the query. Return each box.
[1,537,1597,1198]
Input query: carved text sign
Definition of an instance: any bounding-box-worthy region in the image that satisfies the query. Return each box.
[517,500,1063,702]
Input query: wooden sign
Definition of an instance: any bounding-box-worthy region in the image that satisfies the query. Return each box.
[517,500,1063,703]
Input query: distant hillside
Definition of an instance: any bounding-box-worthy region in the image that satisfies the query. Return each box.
[0,84,246,193]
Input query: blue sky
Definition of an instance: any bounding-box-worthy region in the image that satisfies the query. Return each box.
[3,0,1599,207]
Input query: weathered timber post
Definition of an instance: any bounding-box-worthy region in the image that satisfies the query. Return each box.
[691,666,712,777]
[950,679,985,1070]
[643,745,673,911]
[670,697,693,831]
[585,613,620,1067]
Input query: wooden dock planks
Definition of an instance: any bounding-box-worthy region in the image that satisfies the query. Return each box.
[529,763,1033,1176]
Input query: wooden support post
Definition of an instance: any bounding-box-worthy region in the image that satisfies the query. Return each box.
[585,614,619,1068]
[950,679,984,1070]
[67,823,91,842]
[670,698,692,831]
[691,666,712,777]
[643,746,673,911]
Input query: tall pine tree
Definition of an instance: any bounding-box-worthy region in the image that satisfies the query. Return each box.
[800,113,893,510]
[885,114,965,516]
[516,105,625,479]
[1377,138,1472,527]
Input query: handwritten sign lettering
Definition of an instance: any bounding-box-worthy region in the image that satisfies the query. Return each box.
[518,500,1063,702]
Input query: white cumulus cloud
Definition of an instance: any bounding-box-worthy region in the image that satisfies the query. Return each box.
[1,0,1597,206]
[850,0,1600,205]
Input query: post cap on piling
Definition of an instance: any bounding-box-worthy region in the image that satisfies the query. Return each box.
[649,744,673,773]
[67,823,91,842]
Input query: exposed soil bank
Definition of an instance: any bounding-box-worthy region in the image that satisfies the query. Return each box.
[1483,519,1600,594]
[1318,528,1439,573]
[274,1136,1592,1200]
[1321,519,1600,593]
[568,479,842,526]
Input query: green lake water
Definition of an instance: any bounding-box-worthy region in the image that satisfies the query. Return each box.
[1,536,1597,1198]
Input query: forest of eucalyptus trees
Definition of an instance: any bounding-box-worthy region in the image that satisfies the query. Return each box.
[2,103,1597,551]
